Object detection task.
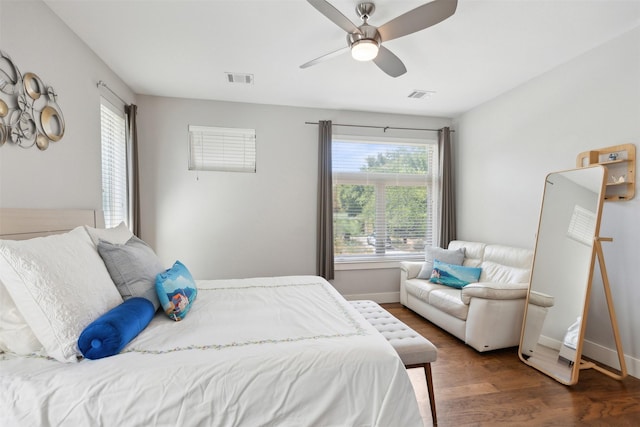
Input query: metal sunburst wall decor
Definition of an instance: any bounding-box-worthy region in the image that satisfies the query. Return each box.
[0,50,65,151]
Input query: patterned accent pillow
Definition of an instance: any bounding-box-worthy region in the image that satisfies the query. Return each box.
[417,246,465,279]
[156,261,197,321]
[429,259,482,289]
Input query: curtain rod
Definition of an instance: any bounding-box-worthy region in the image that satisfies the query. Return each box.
[97,80,129,106]
[305,121,453,133]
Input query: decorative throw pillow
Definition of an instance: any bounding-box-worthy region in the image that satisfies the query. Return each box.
[417,246,465,279]
[78,297,156,360]
[84,222,133,248]
[0,227,124,363]
[156,261,197,321]
[429,259,482,289]
[97,236,163,311]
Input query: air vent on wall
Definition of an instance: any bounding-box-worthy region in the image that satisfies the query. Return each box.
[407,90,435,99]
[225,72,254,84]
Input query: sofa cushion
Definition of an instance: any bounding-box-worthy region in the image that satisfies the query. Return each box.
[479,261,531,284]
[404,278,450,302]
[483,244,533,270]
[448,241,486,267]
[429,288,468,321]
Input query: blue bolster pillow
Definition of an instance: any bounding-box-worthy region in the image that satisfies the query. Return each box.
[78,297,155,360]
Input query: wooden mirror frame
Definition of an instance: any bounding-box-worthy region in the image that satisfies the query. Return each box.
[518,165,626,385]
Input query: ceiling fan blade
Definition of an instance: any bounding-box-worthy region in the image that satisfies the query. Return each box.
[373,46,407,78]
[300,46,349,69]
[378,0,458,42]
[306,0,361,34]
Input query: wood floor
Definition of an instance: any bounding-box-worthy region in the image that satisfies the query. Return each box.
[382,303,640,427]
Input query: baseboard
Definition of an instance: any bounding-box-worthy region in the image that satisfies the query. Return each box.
[532,335,638,380]
[342,291,400,304]
[582,339,640,380]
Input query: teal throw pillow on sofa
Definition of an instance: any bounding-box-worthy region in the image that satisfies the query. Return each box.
[417,246,465,279]
[429,259,482,289]
[156,261,197,321]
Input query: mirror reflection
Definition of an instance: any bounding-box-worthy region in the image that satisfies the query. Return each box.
[519,166,606,385]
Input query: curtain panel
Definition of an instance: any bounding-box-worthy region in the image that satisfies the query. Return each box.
[438,127,456,248]
[317,120,334,280]
[125,104,140,237]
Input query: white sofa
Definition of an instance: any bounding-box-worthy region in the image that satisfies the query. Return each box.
[400,240,533,352]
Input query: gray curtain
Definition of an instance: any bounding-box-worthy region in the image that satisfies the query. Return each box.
[317,120,334,280]
[125,104,140,237]
[438,127,456,248]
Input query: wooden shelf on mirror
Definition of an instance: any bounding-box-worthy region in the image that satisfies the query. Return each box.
[577,143,635,201]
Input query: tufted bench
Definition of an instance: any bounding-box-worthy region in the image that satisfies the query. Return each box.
[350,300,438,425]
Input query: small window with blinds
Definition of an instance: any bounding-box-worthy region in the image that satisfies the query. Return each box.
[188,125,256,173]
[332,137,438,261]
[100,99,128,228]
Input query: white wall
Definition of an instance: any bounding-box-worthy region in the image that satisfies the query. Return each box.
[454,27,640,376]
[0,0,135,209]
[136,95,450,300]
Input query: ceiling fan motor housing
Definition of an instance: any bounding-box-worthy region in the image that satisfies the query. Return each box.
[347,24,381,48]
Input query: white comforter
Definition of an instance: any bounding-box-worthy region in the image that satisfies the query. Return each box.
[1,276,423,426]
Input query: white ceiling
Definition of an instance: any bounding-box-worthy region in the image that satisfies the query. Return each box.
[44,0,640,117]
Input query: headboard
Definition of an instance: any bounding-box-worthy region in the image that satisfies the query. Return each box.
[0,208,103,240]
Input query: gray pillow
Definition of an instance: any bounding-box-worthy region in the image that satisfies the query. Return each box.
[417,246,465,279]
[97,236,163,311]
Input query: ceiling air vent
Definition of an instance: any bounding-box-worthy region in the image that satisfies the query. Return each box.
[226,72,254,84]
[407,90,435,99]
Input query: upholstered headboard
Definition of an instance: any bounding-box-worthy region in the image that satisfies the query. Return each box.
[0,208,103,240]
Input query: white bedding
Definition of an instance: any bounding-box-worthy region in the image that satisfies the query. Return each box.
[1,275,423,426]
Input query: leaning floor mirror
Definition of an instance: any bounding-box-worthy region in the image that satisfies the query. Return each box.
[519,165,627,385]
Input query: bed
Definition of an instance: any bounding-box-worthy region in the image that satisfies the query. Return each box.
[0,208,423,426]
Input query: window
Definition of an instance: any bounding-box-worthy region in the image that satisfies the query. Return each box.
[188,125,256,173]
[100,99,128,228]
[332,136,438,261]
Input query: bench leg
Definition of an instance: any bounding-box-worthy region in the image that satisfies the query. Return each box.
[424,363,437,426]
[407,363,437,425]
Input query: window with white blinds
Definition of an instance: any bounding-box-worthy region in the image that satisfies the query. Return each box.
[100,99,128,228]
[332,137,438,260]
[188,125,256,173]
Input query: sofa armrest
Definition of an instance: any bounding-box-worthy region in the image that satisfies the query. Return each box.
[400,261,423,280]
[400,261,423,305]
[461,282,529,304]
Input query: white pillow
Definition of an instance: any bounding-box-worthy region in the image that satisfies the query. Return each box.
[0,227,123,362]
[84,221,133,247]
[0,279,44,355]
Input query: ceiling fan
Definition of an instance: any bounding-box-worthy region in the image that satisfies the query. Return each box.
[300,0,458,77]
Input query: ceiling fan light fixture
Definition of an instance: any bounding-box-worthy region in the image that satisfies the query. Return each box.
[351,39,379,61]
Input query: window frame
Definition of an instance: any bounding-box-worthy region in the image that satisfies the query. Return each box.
[332,134,439,264]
